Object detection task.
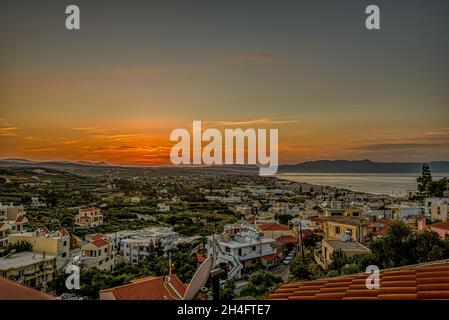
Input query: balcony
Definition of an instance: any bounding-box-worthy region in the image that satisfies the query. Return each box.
[238,248,277,261]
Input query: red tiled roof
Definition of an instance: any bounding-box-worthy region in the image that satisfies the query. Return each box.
[373,219,395,236]
[262,254,278,262]
[310,216,322,222]
[196,253,206,263]
[269,260,449,300]
[100,275,187,300]
[0,277,55,300]
[259,223,291,231]
[91,239,109,248]
[79,207,99,212]
[59,228,69,237]
[15,215,25,223]
[276,235,298,244]
[90,233,105,241]
[429,222,449,231]
[39,227,50,234]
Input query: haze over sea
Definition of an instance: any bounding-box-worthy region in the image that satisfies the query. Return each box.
[277,173,449,197]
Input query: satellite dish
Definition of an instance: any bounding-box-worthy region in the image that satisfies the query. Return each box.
[183,257,212,300]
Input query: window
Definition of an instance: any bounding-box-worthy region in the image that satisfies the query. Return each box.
[62,252,67,258]
[225,247,230,253]
[335,226,340,234]
[252,246,256,251]
[238,249,242,256]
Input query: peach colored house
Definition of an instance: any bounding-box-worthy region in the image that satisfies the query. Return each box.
[428,222,449,240]
[75,207,103,227]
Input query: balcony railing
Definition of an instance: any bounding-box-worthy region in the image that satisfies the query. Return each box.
[314,248,326,268]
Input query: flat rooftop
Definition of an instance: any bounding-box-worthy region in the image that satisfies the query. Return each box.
[0,252,56,270]
[323,216,371,226]
[326,239,369,251]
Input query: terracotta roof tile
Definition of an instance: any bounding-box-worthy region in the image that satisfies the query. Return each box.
[79,207,100,212]
[269,260,449,300]
[100,275,187,300]
[90,233,105,241]
[259,223,291,231]
[262,254,278,261]
[0,277,55,300]
[276,235,298,244]
[429,221,449,231]
[91,238,109,248]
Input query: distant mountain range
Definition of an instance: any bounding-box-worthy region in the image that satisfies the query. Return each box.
[1,158,449,174]
[0,158,109,168]
[278,160,449,173]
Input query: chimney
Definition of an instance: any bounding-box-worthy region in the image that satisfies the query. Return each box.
[418,216,426,232]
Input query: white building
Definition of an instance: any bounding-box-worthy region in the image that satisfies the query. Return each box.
[30,197,45,207]
[156,203,170,212]
[130,197,141,204]
[0,203,27,249]
[206,223,277,279]
[111,227,179,263]
[425,198,449,221]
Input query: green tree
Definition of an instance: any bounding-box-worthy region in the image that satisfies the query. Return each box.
[302,231,323,248]
[0,240,33,257]
[290,252,324,280]
[276,214,291,225]
[20,195,32,206]
[427,178,449,197]
[221,279,236,300]
[417,163,432,194]
[240,271,283,299]
[60,214,74,227]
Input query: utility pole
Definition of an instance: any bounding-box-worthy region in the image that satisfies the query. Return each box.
[298,221,304,259]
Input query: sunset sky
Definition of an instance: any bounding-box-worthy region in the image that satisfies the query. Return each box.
[1,0,448,165]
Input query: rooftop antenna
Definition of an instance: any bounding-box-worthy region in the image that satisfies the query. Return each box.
[168,252,172,275]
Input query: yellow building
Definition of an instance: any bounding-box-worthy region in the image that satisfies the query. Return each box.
[344,207,364,217]
[322,216,375,243]
[257,223,296,240]
[8,228,70,271]
[0,251,56,289]
[430,204,449,222]
[316,239,370,268]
